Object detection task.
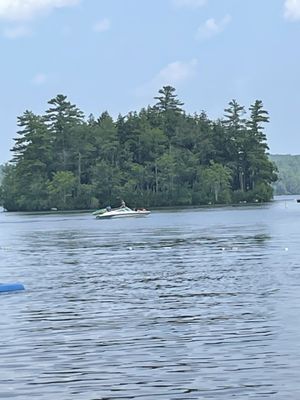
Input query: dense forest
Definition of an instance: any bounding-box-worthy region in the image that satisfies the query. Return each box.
[0,165,3,184]
[0,86,277,211]
[270,154,300,195]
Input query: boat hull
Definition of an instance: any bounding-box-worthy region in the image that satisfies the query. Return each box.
[94,205,150,219]
[96,211,150,219]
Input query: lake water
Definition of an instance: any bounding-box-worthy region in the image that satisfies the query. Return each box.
[1,198,300,399]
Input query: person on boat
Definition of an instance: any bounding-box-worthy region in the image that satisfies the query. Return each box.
[120,199,126,208]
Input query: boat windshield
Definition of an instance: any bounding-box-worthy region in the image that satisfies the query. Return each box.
[117,206,132,212]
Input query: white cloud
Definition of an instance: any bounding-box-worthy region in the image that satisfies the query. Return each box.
[156,59,198,83]
[196,14,231,40]
[136,59,198,96]
[172,0,206,8]
[0,0,80,21]
[32,73,47,85]
[93,18,111,33]
[284,0,300,20]
[3,25,32,38]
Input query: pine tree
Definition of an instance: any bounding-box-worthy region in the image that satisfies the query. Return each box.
[223,99,247,192]
[45,94,84,171]
[154,85,184,113]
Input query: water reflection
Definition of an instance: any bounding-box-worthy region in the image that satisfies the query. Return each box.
[1,201,300,398]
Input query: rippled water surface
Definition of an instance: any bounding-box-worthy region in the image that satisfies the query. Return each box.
[1,199,300,399]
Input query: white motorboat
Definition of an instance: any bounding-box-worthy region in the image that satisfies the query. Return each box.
[93,206,150,219]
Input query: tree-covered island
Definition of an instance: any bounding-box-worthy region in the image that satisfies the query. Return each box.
[0,86,277,211]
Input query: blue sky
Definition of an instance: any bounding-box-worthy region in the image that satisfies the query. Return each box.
[0,0,300,163]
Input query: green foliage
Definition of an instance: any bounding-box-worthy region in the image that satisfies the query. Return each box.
[202,162,232,203]
[1,87,277,211]
[0,165,4,185]
[270,154,300,194]
[154,85,184,113]
[48,171,76,210]
[0,165,20,210]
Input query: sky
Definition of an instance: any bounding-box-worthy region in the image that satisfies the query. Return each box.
[0,0,300,163]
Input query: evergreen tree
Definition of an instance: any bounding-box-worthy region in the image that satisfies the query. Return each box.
[0,89,277,211]
[9,111,52,210]
[248,100,269,144]
[246,100,277,192]
[45,94,84,171]
[154,85,184,113]
[223,99,248,192]
[153,86,184,143]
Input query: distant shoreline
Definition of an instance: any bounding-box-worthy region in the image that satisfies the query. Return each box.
[3,198,296,215]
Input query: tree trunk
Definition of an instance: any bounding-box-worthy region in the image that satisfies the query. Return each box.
[78,151,82,187]
[239,171,245,192]
[155,161,158,193]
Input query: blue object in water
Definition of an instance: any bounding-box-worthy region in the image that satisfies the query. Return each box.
[0,283,25,293]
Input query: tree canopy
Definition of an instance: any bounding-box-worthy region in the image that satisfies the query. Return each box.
[270,154,300,195]
[0,87,277,211]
